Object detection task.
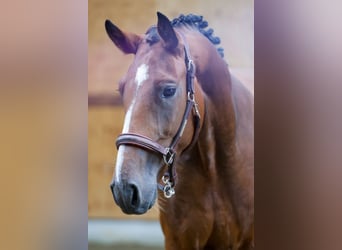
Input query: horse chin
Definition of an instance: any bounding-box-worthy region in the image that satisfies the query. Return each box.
[121,206,148,215]
[122,194,156,215]
[113,183,157,215]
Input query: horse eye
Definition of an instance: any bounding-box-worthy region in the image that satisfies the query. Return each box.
[162,86,177,98]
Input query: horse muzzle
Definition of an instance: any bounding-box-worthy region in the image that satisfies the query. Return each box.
[110,180,156,214]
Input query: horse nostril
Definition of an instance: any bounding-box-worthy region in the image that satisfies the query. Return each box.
[129,183,139,207]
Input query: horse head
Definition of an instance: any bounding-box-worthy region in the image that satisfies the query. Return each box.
[105,12,203,214]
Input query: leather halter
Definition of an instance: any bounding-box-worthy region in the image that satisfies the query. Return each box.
[115,36,201,198]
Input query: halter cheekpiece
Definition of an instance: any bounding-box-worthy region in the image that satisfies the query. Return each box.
[115,35,201,198]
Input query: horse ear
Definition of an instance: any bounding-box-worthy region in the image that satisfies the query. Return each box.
[105,19,141,54]
[157,12,179,51]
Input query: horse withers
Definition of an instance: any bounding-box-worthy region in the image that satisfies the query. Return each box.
[105,12,254,249]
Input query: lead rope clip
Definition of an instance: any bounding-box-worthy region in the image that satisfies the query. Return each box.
[162,175,175,198]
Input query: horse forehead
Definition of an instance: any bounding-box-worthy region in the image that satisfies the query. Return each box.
[128,44,183,83]
[135,64,149,87]
[136,43,175,66]
[129,61,174,84]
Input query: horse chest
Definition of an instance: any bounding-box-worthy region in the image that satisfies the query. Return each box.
[207,197,241,247]
[160,187,241,249]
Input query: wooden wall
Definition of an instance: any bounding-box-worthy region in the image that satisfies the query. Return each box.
[88,105,159,219]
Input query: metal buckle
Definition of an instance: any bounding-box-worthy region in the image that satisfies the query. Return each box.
[162,175,175,198]
[187,91,194,102]
[163,148,175,166]
[188,92,201,119]
[187,59,196,78]
[193,101,200,119]
[187,59,194,72]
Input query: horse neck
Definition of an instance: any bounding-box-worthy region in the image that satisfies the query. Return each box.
[181,30,237,172]
[181,29,235,117]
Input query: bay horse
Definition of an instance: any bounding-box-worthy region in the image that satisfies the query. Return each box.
[105,12,254,249]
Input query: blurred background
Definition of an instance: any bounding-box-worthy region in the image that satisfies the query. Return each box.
[2,0,341,249]
[2,0,342,249]
[88,0,253,249]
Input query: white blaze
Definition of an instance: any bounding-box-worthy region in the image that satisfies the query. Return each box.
[115,64,149,182]
[135,64,149,88]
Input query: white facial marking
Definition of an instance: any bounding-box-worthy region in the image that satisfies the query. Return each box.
[135,64,149,88]
[115,64,149,182]
[122,103,134,133]
[115,146,125,181]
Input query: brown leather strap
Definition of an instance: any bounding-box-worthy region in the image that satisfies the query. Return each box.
[169,98,194,150]
[116,133,168,156]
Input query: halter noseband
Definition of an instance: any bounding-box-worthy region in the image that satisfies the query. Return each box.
[115,37,201,198]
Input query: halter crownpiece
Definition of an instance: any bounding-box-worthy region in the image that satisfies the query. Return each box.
[115,33,201,198]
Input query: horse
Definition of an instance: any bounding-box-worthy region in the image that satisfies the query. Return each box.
[105,12,254,249]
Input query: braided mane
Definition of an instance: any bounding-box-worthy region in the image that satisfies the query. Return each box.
[145,14,224,58]
[171,14,224,58]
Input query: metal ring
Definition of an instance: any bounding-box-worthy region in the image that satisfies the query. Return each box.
[162,175,169,184]
[163,148,175,166]
[188,92,195,102]
[163,183,175,198]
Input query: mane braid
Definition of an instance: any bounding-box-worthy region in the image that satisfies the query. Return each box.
[171,14,224,58]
